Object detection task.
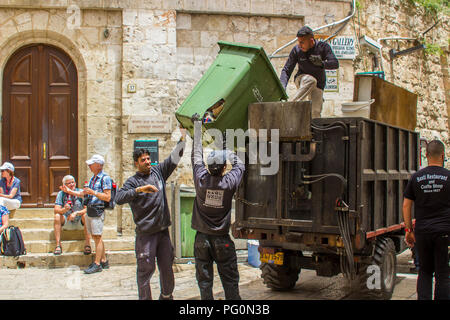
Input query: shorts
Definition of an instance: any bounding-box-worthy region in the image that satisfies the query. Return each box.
[62,213,84,231]
[85,212,105,235]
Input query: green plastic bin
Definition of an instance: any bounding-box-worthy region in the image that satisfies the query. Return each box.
[180,191,197,257]
[176,41,288,137]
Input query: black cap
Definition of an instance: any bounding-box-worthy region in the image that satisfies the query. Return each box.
[297,26,314,37]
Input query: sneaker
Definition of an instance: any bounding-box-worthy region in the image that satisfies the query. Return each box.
[84,262,102,274]
[159,293,173,300]
[100,260,109,269]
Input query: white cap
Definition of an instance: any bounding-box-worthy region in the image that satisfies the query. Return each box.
[0,162,14,172]
[86,154,105,166]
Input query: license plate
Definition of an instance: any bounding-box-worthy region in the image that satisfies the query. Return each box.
[260,252,284,265]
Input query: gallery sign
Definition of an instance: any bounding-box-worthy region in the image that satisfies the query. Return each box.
[316,35,356,60]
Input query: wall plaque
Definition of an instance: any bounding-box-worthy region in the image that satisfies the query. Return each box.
[128,115,172,133]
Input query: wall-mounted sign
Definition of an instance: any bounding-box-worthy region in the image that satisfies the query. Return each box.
[127,83,136,93]
[316,35,356,60]
[134,139,159,165]
[324,69,339,92]
[128,115,172,134]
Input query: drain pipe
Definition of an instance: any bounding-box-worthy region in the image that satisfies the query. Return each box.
[269,0,357,59]
[376,37,417,73]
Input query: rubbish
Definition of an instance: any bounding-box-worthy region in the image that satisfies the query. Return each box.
[202,111,216,123]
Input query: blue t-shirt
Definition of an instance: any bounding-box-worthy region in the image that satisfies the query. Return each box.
[86,171,112,207]
[0,205,9,227]
[0,177,22,203]
[55,189,84,217]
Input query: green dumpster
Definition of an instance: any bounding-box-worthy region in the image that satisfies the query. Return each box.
[180,191,197,257]
[175,41,288,137]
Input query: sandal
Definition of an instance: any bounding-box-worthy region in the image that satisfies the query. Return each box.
[83,245,92,255]
[54,245,62,255]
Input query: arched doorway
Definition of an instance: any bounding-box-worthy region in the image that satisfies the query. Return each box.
[2,44,78,207]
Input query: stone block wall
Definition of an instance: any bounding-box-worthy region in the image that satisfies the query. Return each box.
[354,0,449,157]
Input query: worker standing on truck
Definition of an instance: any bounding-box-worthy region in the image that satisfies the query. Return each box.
[403,139,450,300]
[280,26,339,118]
[190,114,245,300]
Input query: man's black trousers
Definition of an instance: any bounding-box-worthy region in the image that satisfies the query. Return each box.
[135,229,175,300]
[415,232,450,300]
[194,231,241,300]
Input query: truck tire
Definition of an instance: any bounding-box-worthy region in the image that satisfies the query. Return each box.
[356,237,397,299]
[260,262,301,291]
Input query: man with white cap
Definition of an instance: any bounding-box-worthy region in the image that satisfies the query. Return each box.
[0,162,22,214]
[63,154,111,274]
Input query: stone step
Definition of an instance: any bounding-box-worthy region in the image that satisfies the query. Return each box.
[10,218,54,229]
[0,250,136,269]
[12,208,54,219]
[20,227,118,241]
[25,237,135,254]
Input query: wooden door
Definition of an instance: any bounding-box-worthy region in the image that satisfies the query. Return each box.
[2,44,78,207]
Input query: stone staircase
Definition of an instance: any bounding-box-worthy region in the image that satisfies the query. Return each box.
[0,208,136,269]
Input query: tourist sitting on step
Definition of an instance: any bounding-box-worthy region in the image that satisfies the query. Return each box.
[0,205,9,234]
[0,162,22,218]
[54,175,91,256]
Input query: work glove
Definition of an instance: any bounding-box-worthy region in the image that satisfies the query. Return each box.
[191,113,201,123]
[309,54,324,68]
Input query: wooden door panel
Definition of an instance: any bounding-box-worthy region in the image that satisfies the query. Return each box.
[49,166,71,198]
[11,55,32,84]
[48,94,71,159]
[14,167,31,198]
[9,94,32,160]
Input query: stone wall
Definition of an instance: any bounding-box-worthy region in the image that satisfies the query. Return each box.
[354,0,450,159]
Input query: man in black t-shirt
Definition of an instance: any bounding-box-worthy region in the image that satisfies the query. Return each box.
[403,139,450,300]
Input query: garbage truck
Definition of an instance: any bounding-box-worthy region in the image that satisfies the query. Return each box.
[231,101,418,299]
[176,41,418,299]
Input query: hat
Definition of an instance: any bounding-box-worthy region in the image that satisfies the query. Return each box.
[297,26,314,37]
[86,154,105,166]
[0,162,14,172]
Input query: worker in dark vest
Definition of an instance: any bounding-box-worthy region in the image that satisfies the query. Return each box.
[190,114,245,300]
[403,139,450,300]
[280,26,339,118]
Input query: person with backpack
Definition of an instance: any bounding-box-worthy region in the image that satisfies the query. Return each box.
[0,204,26,257]
[64,154,112,274]
[54,175,91,256]
[115,127,186,300]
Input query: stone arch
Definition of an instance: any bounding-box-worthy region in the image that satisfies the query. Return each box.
[0,29,88,183]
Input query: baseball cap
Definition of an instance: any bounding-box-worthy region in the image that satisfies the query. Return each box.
[0,162,14,172]
[297,26,314,37]
[86,154,105,166]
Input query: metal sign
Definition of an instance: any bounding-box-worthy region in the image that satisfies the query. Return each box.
[329,36,356,60]
[316,35,356,60]
[325,69,339,92]
[134,139,159,165]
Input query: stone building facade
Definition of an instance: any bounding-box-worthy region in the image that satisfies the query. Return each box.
[0,0,448,235]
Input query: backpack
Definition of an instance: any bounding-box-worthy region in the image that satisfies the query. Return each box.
[101,175,117,210]
[0,226,26,257]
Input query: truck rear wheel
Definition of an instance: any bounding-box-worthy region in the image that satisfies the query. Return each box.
[260,258,301,291]
[356,237,397,299]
